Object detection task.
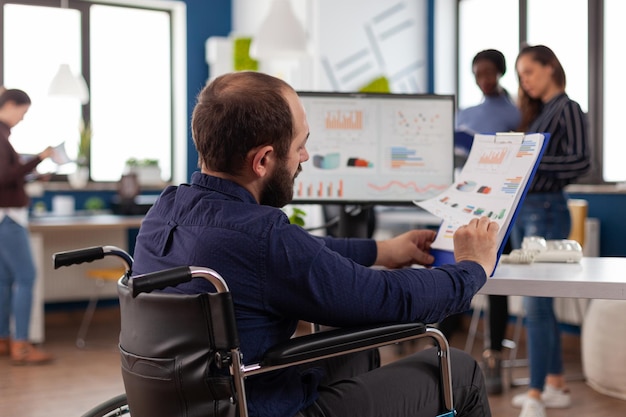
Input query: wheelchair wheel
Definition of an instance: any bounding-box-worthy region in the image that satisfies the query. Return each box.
[80,393,130,417]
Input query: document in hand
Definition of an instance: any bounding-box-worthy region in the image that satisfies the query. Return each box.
[415,132,549,269]
[50,141,72,165]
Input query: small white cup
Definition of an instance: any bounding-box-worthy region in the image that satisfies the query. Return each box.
[52,195,75,216]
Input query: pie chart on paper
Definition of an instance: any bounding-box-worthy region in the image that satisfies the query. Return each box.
[456,180,477,192]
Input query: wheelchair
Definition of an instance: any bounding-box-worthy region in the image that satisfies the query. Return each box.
[54,246,456,417]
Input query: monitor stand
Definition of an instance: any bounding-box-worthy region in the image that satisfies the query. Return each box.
[331,205,375,238]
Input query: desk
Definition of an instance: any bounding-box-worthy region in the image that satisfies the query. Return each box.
[374,207,441,240]
[375,207,442,228]
[481,257,626,300]
[29,214,143,232]
[28,214,143,341]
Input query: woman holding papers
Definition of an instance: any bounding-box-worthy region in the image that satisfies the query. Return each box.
[0,88,54,365]
[511,45,590,417]
[454,49,521,396]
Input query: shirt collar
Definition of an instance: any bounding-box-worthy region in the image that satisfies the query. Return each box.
[190,171,258,204]
[544,92,567,106]
[483,92,508,103]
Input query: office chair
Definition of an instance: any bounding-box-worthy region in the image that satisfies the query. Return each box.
[76,267,127,348]
[119,265,457,417]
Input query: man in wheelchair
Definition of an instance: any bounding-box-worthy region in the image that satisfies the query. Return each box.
[132,71,498,417]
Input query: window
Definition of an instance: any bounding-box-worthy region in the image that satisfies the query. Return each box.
[1,0,186,183]
[457,0,610,182]
[457,0,587,113]
[89,5,172,182]
[602,0,626,182]
[527,0,588,112]
[3,4,83,176]
[457,0,519,111]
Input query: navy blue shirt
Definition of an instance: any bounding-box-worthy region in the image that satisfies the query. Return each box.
[132,172,487,417]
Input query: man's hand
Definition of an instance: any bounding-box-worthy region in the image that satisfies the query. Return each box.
[453,216,499,276]
[375,229,437,269]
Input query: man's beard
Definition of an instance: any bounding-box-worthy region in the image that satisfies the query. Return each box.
[260,163,301,208]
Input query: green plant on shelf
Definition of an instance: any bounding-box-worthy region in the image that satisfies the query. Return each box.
[288,207,306,227]
[125,158,160,167]
[84,196,106,212]
[77,119,91,167]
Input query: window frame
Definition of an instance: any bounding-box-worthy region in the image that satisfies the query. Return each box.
[456,0,605,184]
[0,0,187,186]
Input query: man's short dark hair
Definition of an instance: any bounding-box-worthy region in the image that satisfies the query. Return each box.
[191,71,295,174]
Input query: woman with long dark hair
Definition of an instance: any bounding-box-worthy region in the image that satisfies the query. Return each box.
[511,45,590,417]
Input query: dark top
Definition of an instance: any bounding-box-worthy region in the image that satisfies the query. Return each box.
[528,93,590,193]
[0,121,42,208]
[132,172,488,417]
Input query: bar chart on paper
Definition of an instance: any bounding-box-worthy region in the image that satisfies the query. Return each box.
[477,147,510,171]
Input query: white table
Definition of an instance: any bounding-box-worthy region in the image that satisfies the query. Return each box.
[481,257,626,390]
[376,207,442,227]
[482,257,626,300]
[28,214,143,341]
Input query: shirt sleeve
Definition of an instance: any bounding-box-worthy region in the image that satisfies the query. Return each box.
[317,235,377,266]
[0,139,42,187]
[266,224,486,327]
[535,100,590,180]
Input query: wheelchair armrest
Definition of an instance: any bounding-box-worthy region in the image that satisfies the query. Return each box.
[261,322,426,366]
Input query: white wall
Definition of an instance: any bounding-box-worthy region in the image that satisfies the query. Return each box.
[232,0,432,93]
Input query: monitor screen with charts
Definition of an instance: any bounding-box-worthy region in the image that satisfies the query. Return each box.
[293,91,455,205]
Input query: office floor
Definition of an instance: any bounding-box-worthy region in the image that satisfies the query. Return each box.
[1,306,625,417]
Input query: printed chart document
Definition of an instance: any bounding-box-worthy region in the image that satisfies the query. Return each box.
[415,132,549,268]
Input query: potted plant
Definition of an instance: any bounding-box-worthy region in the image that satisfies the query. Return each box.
[68,119,91,188]
[287,206,306,226]
[77,119,91,167]
[124,158,162,186]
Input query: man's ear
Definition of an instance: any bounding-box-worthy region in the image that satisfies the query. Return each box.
[250,145,275,178]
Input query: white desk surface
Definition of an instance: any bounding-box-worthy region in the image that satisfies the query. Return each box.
[376,207,441,227]
[482,257,626,300]
[29,214,144,231]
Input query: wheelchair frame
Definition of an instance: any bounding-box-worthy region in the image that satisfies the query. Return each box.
[54,246,456,417]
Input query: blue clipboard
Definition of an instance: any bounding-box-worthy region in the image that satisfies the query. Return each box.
[428,132,551,275]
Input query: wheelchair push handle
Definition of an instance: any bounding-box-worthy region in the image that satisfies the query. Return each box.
[130,266,229,297]
[53,245,133,272]
[53,246,105,268]
[130,266,193,296]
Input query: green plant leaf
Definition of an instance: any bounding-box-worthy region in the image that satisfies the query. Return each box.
[286,207,307,226]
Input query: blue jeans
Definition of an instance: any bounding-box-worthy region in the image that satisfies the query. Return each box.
[0,216,37,341]
[508,192,571,391]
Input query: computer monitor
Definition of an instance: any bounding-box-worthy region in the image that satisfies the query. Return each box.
[293,91,455,205]
[292,91,455,238]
